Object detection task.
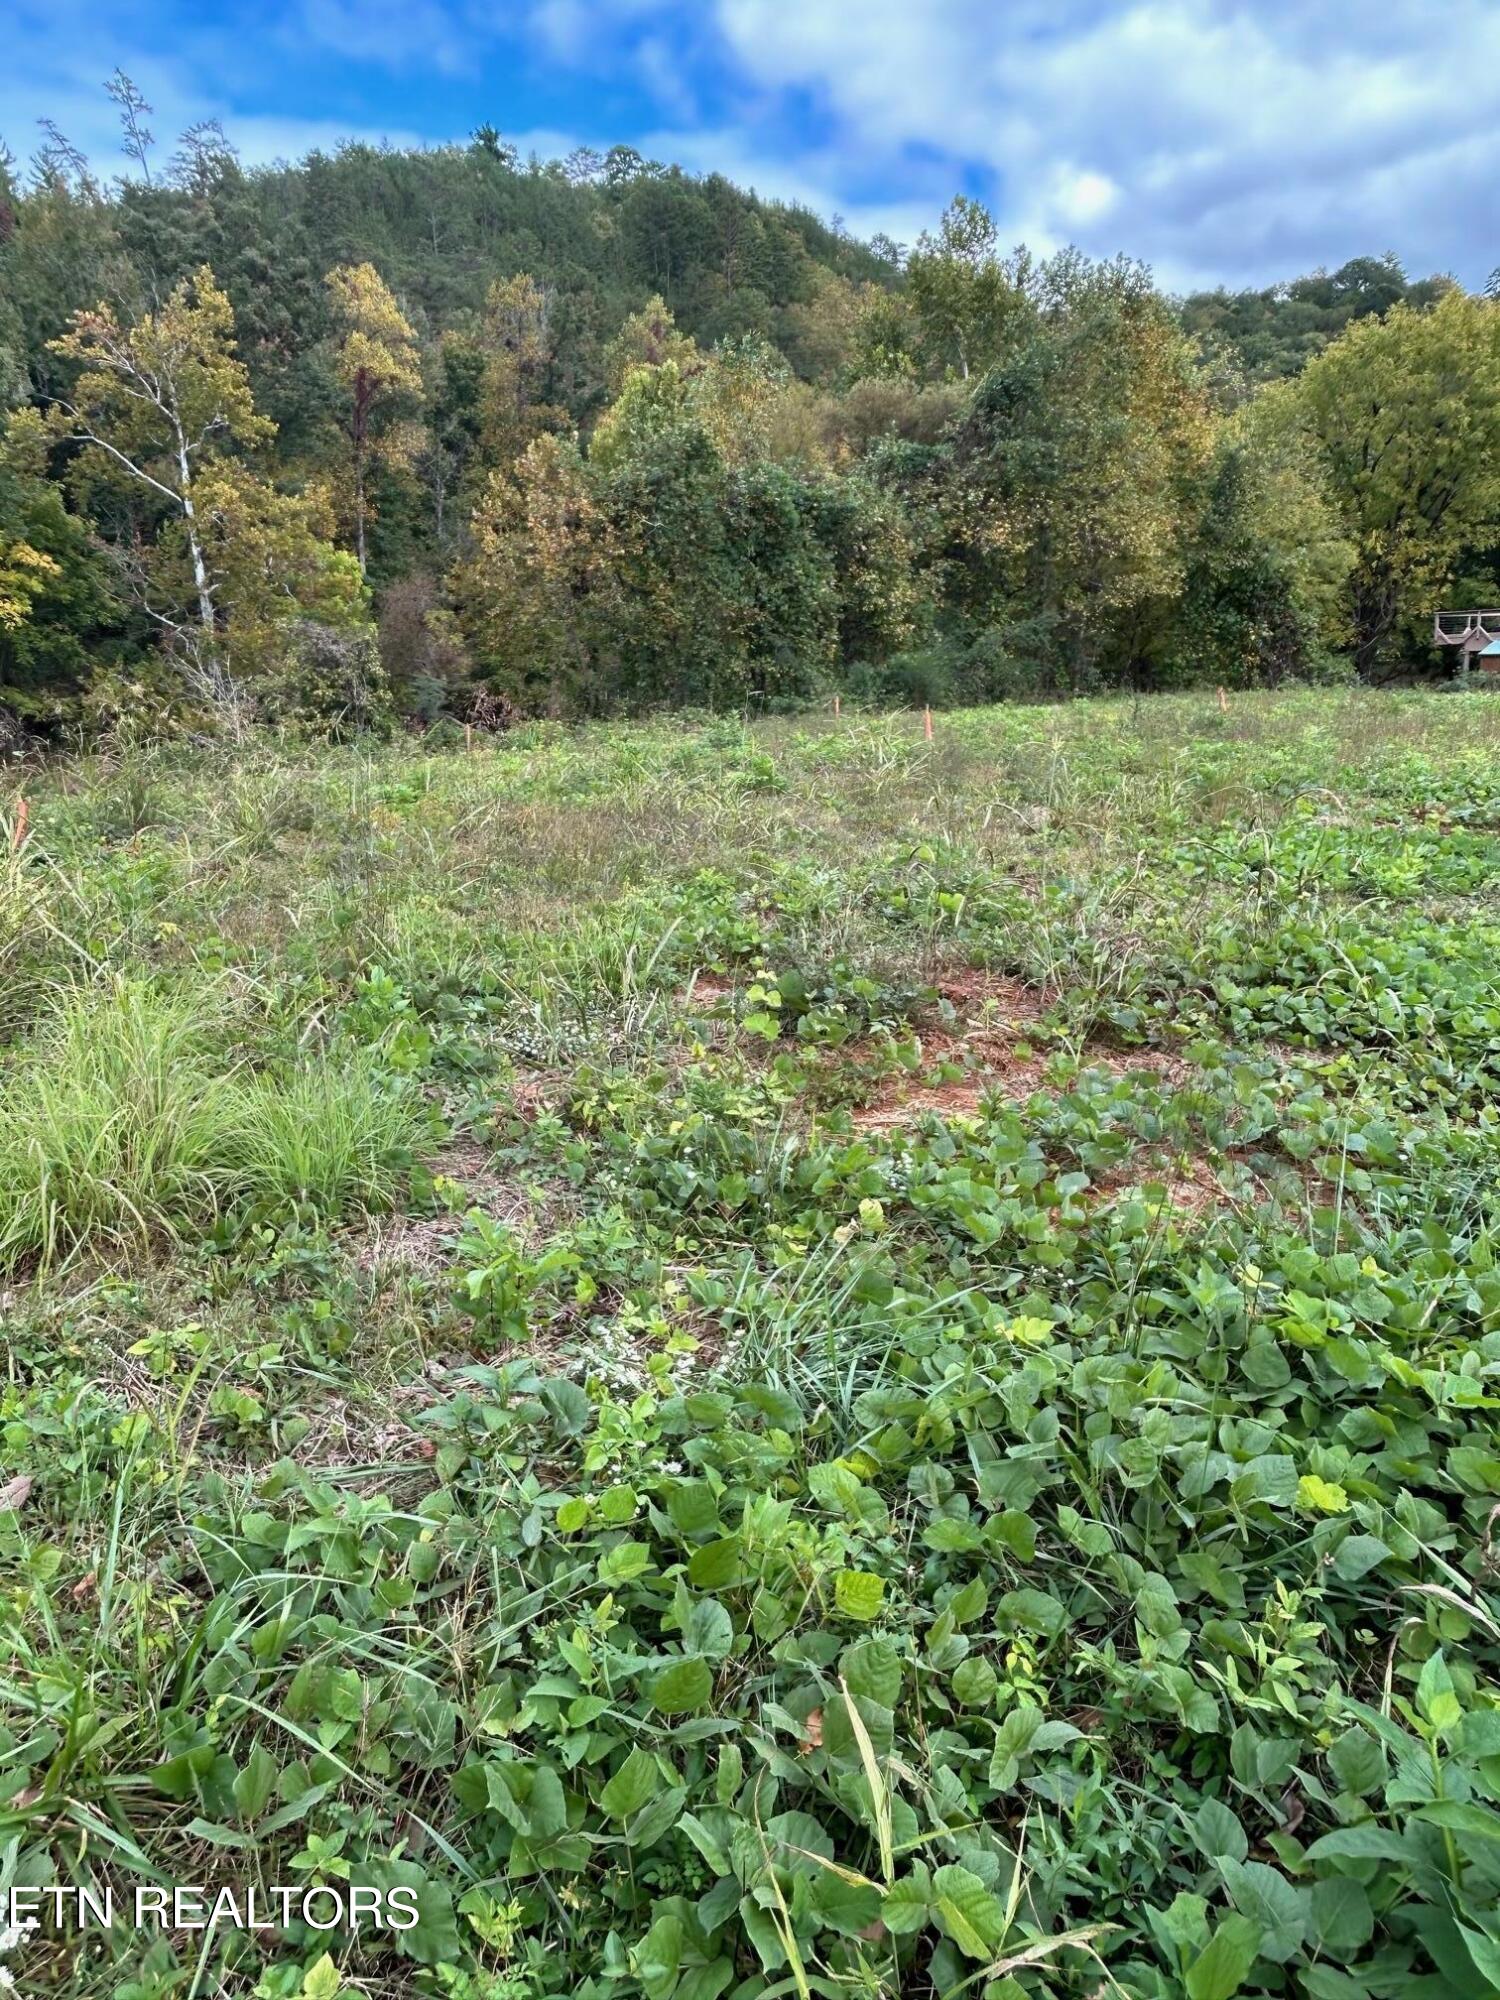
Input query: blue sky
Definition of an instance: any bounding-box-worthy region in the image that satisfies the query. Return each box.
[3,0,1493,291]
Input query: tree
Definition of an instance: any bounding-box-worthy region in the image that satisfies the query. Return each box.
[0,536,56,631]
[325,262,423,572]
[602,295,700,396]
[47,271,365,716]
[420,331,485,548]
[563,146,604,187]
[168,120,240,199]
[188,464,366,691]
[1229,385,1354,662]
[458,436,620,713]
[1157,447,1325,688]
[470,125,518,169]
[1179,255,1452,383]
[48,265,272,666]
[377,573,471,718]
[468,350,916,713]
[938,254,1211,685]
[479,273,565,466]
[907,197,1027,381]
[105,70,156,186]
[0,410,135,731]
[1293,290,1500,673]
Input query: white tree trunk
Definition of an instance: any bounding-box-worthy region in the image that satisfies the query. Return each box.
[172,421,217,640]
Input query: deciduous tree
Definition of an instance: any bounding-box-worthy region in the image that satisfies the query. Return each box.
[1292,290,1500,673]
[325,261,423,572]
[48,265,271,665]
[907,197,1028,381]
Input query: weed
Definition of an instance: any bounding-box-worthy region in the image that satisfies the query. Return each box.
[3,693,1500,1998]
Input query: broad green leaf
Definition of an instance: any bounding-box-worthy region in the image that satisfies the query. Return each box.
[1415,1651,1462,1734]
[810,1870,882,1937]
[600,1747,659,1819]
[834,1570,886,1622]
[301,1955,341,2000]
[232,1743,278,1823]
[1186,1913,1262,2000]
[841,1635,903,1708]
[1218,1857,1307,1963]
[1311,1877,1374,1954]
[687,1537,743,1589]
[1416,1798,1500,1843]
[1458,1922,1500,1990]
[1304,1824,1416,1864]
[882,1866,933,1935]
[651,1656,714,1715]
[597,1539,653,1587]
[952,1655,998,1707]
[679,1809,732,1875]
[1192,1797,1248,1865]
[667,1480,720,1535]
[1297,1474,1350,1514]
[931,1864,1005,1960]
[1327,1727,1385,1797]
[633,1912,683,2000]
[1332,1533,1390,1582]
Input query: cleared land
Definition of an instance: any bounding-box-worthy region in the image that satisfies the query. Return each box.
[3,690,1500,1998]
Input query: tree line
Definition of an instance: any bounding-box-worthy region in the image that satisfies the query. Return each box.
[2,81,1497,739]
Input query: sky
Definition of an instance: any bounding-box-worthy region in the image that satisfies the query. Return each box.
[2,0,1494,293]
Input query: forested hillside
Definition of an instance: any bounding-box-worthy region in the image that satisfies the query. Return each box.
[2,86,1497,740]
[1178,255,1452,382]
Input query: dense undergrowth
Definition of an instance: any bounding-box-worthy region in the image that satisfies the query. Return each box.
[1,690,1499,2000]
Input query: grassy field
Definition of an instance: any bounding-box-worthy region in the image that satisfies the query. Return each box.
[3,690,1500,2000]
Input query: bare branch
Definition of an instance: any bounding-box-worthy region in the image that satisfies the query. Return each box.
[51,404,184,507]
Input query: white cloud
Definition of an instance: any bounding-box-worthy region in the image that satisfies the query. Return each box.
[1053,169,1118,228]
[705,0,1497,286]
[295,0,452,71]
[3,0,1492,288]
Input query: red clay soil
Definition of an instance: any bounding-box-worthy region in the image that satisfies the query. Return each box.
[849,971,1193,1131]
[1088,1147,1231,1220]
[682,969,738,1003]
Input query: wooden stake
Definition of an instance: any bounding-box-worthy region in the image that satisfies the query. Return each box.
[464,723,474,753]
[923,706,934,742]
[833,693,841,719]
[1217,686,1228,713]
[10,796,27,853]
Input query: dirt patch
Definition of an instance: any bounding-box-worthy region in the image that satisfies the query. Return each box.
[498,1072,569,1124]
[479,1300,731,1395]
[934,968,1051,1025]
[355,1212,460,1277]
[848,970,1193,1130]
[683,968,738,1003]
[356,1137,529,1275]
[1090,1144,1359,1227]
[1090,1148,1233,1220]
[1079,1042,1197,1090]
[849,1052,1050,1130]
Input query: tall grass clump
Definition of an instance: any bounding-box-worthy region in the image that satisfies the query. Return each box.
[0,981,227,1270]
[217,1051,426,1215]
[0,803,80,1044]
[0,986,427,1272]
